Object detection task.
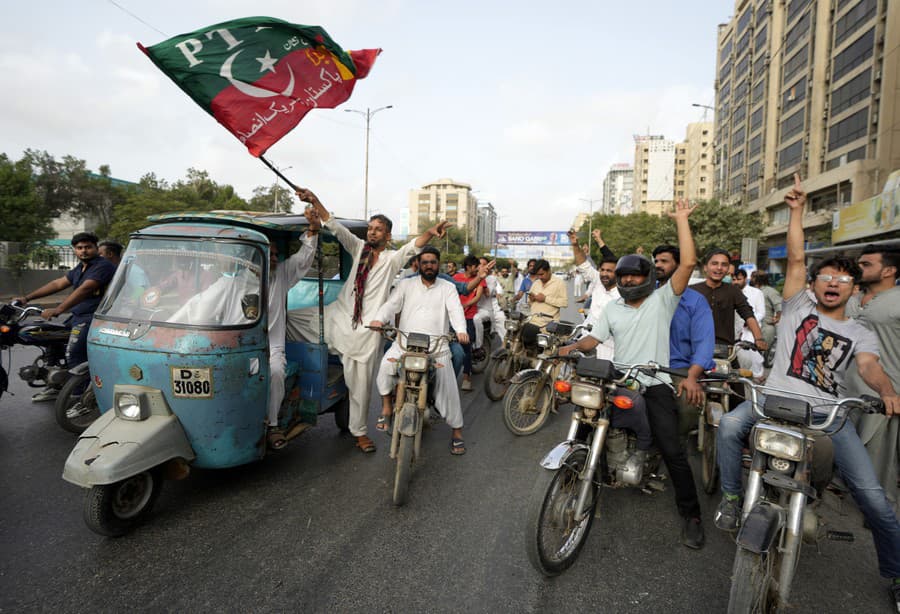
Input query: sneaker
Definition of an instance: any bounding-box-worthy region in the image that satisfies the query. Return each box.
[682,517,705,549]
[714,495,742,532]
[31,388,59,402]
[461,378,473,392]
[890,579,900,613]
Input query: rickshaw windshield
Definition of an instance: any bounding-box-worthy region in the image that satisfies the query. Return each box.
[96,237,265,327]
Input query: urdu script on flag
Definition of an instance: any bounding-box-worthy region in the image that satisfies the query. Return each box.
[139,17,380,156]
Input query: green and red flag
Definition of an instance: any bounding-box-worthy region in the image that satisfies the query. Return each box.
[139,17,380,157]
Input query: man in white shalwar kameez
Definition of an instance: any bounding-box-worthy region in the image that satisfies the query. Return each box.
[288,188,449,453]
[371,246,470,454]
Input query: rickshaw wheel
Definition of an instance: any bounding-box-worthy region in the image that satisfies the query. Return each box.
[333,397,350,433]
[83,469,162,537]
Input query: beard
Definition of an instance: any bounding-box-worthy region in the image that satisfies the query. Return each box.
[421,269,438,282]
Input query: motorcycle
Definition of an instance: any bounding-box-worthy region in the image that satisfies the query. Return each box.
[470,317,494,375]
[697,341,758,494]
[525,357,682,576]
[369,324,456,506]
[502,320,583,436]
[0,302,71,402]
[723,376,884,612]
[54,361,101,434]
[483,311,552,401]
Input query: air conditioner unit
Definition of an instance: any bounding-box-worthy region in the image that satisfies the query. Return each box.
[874,69,882,81]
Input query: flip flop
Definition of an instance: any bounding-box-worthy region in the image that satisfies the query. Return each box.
[267,427,287,451]
[356,435,376,453]
[376,414,392,434]
[450,437,466,456]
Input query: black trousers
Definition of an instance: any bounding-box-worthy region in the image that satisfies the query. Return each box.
[644,384,702,519]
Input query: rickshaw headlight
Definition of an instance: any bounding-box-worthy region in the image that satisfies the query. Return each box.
[537,334,550,348]
[115,392,147,421]
[754,426,805,461]
[403,355,427,372]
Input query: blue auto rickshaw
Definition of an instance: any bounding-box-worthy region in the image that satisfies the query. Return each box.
[62,211,365,536]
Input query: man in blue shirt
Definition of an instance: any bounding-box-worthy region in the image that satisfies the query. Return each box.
[652,244,715,418]
[15,232,117,400]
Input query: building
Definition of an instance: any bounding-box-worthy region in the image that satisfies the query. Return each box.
[714,0,900,262]
[475,202,497,248]
[675,122,715,201]
[602,163,634,215]
[407,178,478,238]
[633,135,676,215]
[571,212,590,233]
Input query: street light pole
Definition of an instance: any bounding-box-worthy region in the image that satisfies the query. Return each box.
[578,198,601,241]
[345,105,393,219]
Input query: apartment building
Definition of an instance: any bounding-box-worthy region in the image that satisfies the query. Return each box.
[714,0,900,254]
[602,163,635,215]
[675,122,716,201]
[633,135,676,216]
[407,178,478,236]
[476,202,497,248]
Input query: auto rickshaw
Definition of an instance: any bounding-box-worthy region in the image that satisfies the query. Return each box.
[62,211,365,536]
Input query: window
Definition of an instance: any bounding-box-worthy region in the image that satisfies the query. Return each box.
[830,68,871,115]
[752,78,766,104]
[832,28,875,82]
[748,159,761,181]
[825,144,867,169]
[720,38,733,64]
[700,188,708,195]
[835,0,877,48]
[755,23,768,53]
[738,30,752,57]
[753,54,768,79]
[828,107,869,151]
[771,205,789,226]
[701,176,707,182]
[778,140,803,168]
[747,186,759,200]
[734,79,750,103]
[784,12,810,55]
[732,125,746,149]
[748,133,763,158]
[780,109,805,143]
[733,102,747,126]
[731,149,745,170]
[719,61,733,83]
[738,7,753,34]
[783,44,808,82]
[750,106,764,132]
[786,0,810,24]
[782,76,806,112]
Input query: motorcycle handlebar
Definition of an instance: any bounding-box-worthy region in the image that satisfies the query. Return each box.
[365,325,456,352]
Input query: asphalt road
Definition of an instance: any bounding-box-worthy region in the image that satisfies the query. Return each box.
[0,284,894,613]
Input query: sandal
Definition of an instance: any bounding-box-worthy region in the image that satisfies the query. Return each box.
[450,437,466,456]
[356,435,376,453]
[267,427,287,451]
[376,414,392,434]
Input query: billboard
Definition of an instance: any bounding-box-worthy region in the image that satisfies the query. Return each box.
[832,169,900,243]
[494,231,572,246]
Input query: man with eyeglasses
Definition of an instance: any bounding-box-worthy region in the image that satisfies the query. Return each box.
[371,246,470,455]
[714,175,900,609]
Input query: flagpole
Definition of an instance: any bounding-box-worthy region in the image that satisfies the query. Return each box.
[259,155,299,192]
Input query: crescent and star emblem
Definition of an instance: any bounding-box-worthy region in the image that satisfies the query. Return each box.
[220,49,295,98]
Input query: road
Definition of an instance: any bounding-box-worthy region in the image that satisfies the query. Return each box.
[0,284,894,613]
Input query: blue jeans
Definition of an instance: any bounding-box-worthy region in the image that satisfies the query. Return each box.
[718,398,900,578]
[65,314,92,367]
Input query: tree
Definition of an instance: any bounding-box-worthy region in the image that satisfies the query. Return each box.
[686,199,764,259]
[249,184,295,212]
[0,153,55,245]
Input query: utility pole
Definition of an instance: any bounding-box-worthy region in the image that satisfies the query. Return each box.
[345,105,393,219]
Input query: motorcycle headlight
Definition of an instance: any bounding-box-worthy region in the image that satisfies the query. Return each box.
[570,382,604,410]
[505,320,519,331]
[537,334,550,348]
[403,355,428,372]
[754,425,805,462]
[115,392,148,421]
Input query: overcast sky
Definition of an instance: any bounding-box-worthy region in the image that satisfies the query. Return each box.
[2,1,729,231]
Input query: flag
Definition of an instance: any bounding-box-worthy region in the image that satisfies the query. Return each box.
[139,17,380,157]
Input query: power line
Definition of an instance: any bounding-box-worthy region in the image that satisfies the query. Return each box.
[106,0,168,38]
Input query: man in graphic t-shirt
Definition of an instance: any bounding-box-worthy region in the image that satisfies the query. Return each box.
[714,175,900,608]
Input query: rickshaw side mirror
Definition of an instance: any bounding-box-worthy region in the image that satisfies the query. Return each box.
[241,294,260,320]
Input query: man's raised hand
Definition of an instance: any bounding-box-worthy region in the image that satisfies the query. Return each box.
[667,198,698,221]
[430,221,453,238]
[784,173,806,210]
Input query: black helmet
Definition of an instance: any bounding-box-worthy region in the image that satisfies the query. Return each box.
[615,254,656,301]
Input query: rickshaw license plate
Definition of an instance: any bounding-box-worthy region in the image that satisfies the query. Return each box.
[171,367,214,398]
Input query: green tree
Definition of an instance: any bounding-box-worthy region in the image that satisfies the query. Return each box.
[249,184,295,212]
[0,153,55,245]
[687,199,764,259]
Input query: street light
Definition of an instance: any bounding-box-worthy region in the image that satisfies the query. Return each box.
[273,165,292,212]
[344,105,393,219]
[579,198,602,241]
[692,102,714,122]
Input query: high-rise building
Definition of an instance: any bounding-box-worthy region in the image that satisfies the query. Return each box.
[407,178,478,237]
[476,202,497,248]
[675,122,715,201]
[602,164,634,215]
[633,135,676,215]
[714,0,900,250]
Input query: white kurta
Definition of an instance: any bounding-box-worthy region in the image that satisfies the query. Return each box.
[374,276,467,428]
[736,283,766,378]
[267,234,317,426]
[577,260,619,360]
[286,217,419,436]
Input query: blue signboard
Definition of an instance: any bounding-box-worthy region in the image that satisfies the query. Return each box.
[495,231,571,246]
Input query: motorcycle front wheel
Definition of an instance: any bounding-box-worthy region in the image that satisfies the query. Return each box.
[727,547,780,613]
[525,448,597,576]
[83,469,162,537]
[484,353,513,401]
[471,339,492,375]
[503,377,552,436]
[55,373,100,434]
[392,434,415,507]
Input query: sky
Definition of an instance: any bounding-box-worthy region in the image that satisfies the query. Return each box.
[1,1,731,232]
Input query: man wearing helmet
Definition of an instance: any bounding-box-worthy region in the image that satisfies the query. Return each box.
[560,200,706,549]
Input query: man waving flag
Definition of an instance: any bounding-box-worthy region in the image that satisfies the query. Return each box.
[139,17,380,157]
